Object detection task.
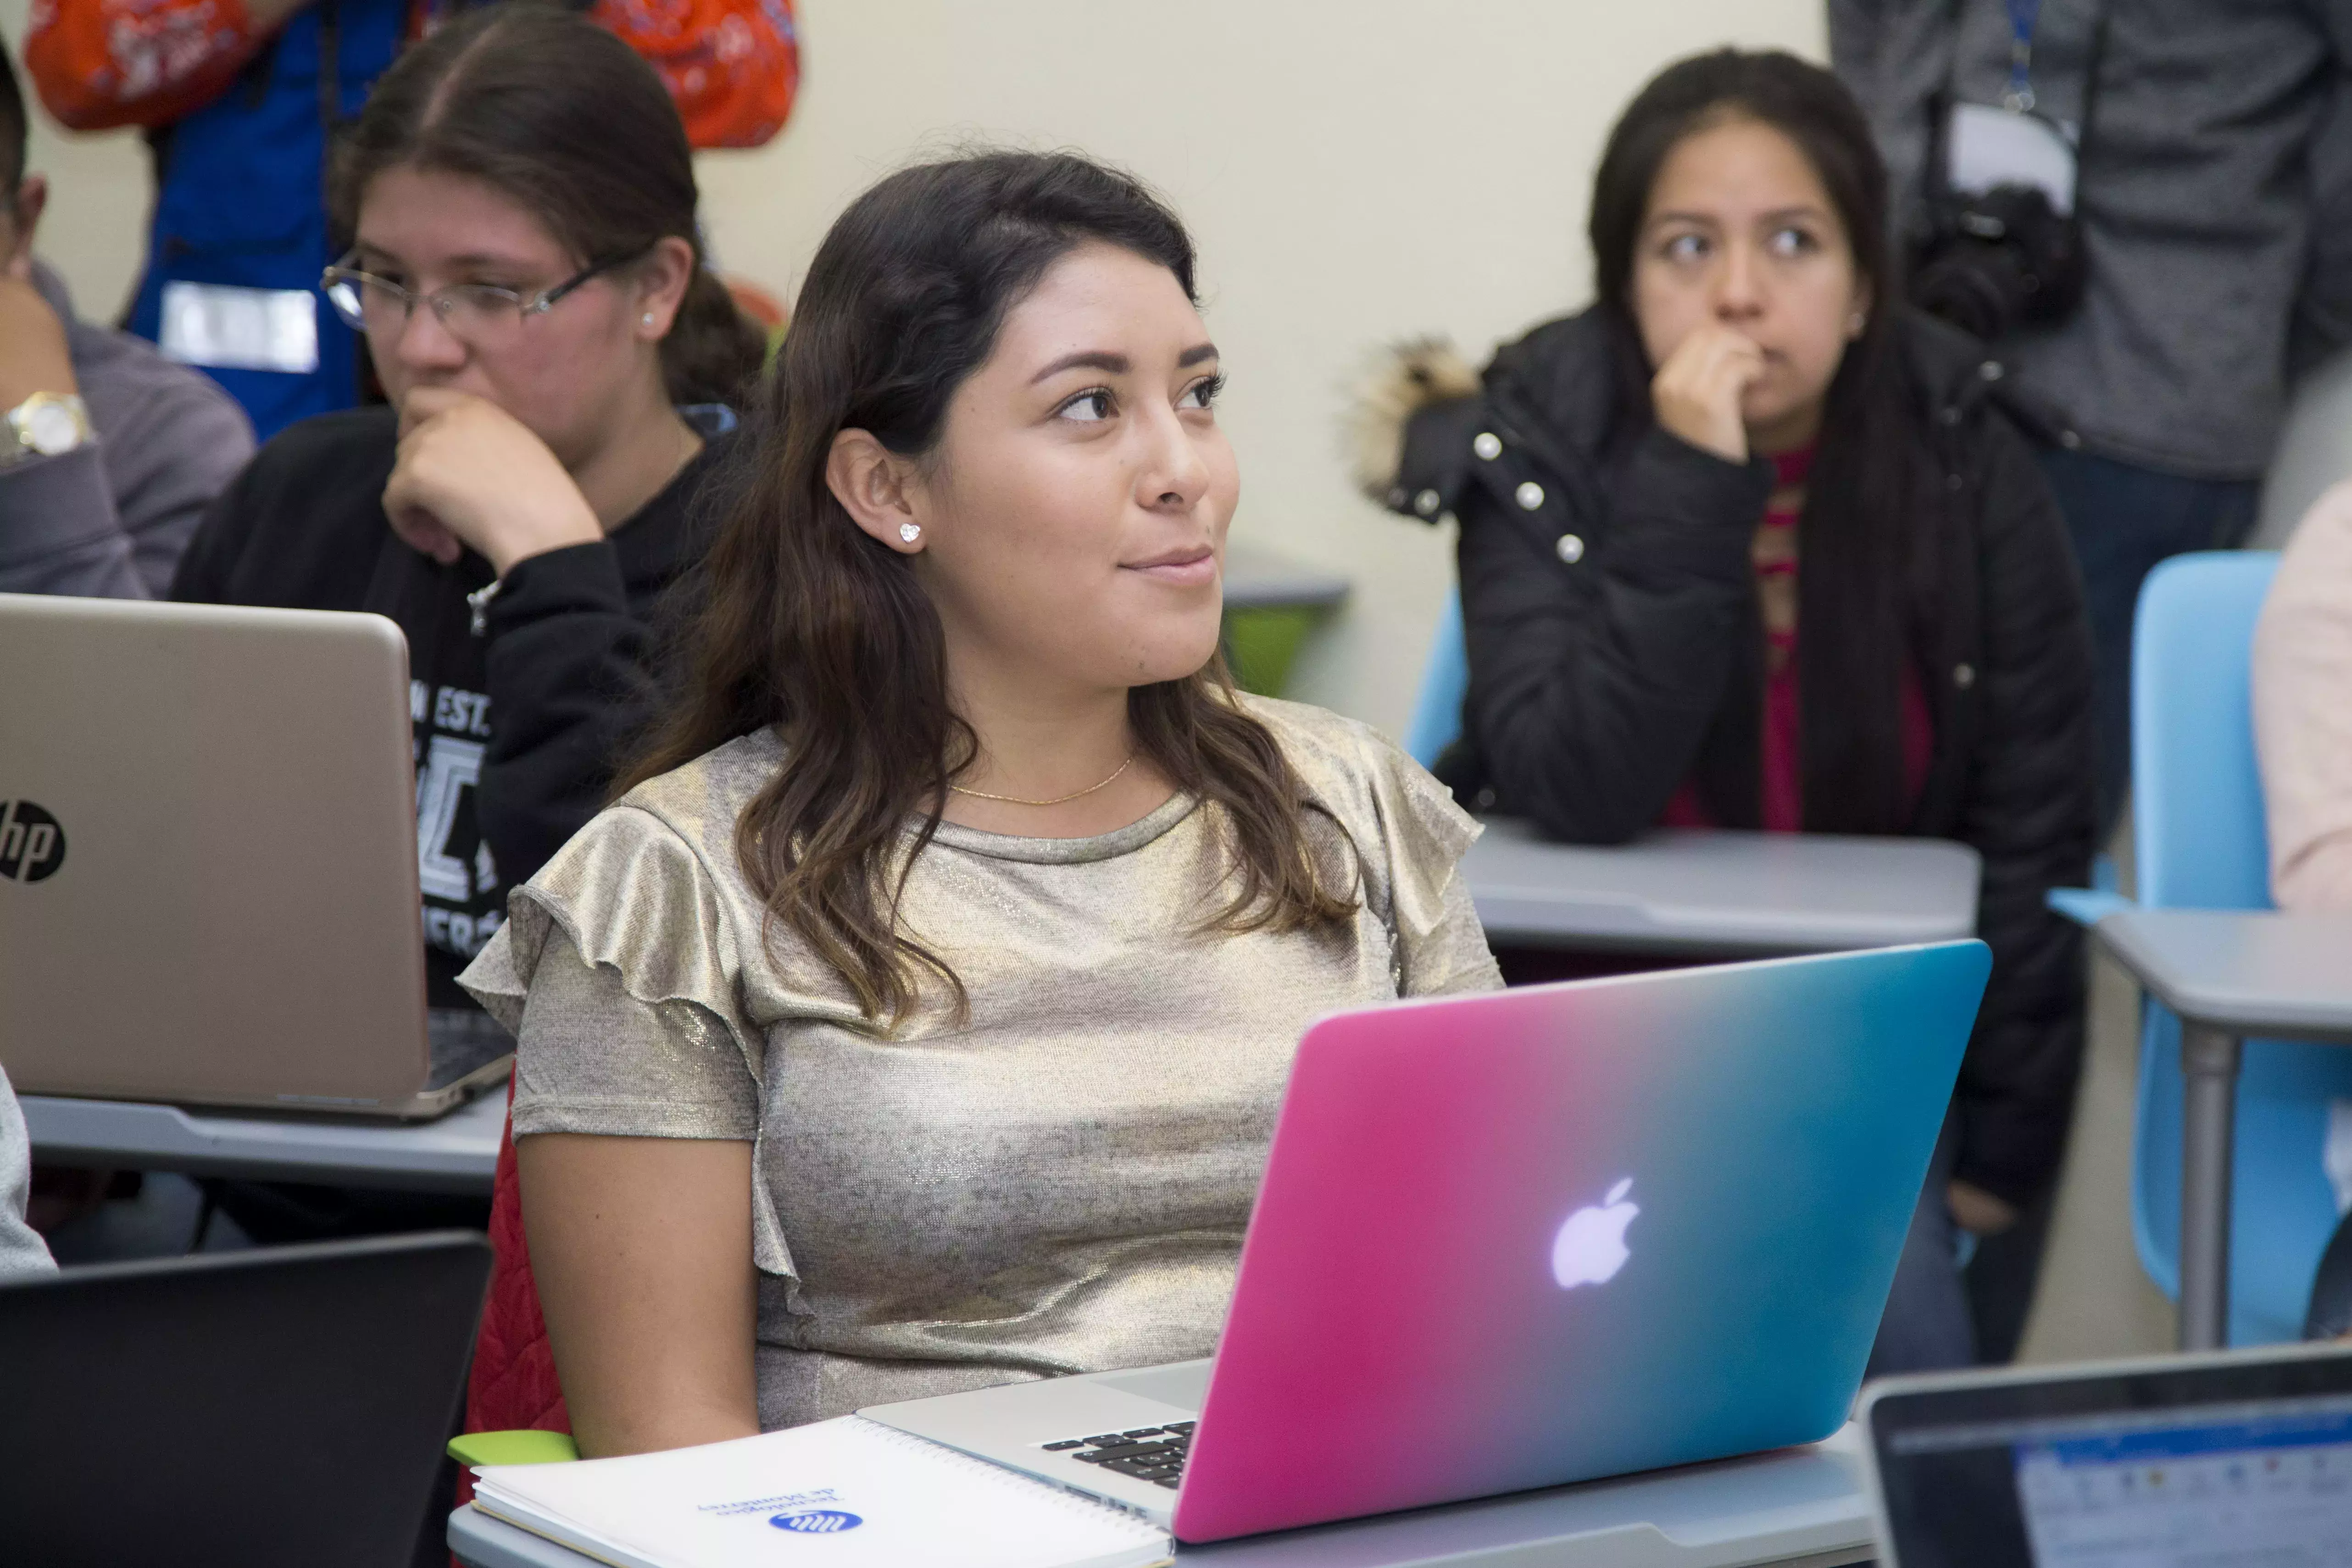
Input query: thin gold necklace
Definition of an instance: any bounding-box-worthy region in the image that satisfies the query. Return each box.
[949,754,1135,808]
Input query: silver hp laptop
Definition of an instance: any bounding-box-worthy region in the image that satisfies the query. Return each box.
[862,941,1992,1543]
[1859,1342,2352,1567]
[0,594,510,1118]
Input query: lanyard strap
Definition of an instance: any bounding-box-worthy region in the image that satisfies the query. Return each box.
[2004,0,2043,111]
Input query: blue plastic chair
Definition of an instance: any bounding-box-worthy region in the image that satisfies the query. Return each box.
[1405,591,1469,769]
[2120,550,2352,1345]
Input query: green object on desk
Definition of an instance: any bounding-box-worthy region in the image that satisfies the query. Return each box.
[448,1429,579,1468]
[1223,606,1326,697]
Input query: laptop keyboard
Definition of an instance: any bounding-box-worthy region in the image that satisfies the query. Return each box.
[426,1008,514,1090]
[1041,1422,1195,1489]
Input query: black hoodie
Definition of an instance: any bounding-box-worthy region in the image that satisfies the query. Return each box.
[172,404,733,1007]
[1379,307,2095,1207]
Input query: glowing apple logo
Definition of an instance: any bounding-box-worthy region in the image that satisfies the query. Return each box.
[1551,1177,1639,1290]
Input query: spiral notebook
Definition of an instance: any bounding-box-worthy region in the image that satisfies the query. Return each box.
[468,1415,1174,1568]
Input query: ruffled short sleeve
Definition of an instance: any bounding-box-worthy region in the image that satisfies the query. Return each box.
[461,803,759,1074]
[1242,694,1502,998]
[506,925,759,1141]
[458,801,806,1281]
[1357,728,1505,997]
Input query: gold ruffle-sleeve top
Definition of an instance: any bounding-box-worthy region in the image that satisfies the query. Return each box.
[459,694,1501,1431]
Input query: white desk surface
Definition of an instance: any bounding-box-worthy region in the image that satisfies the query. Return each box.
[20,1086,503,1193]
[450,1425,1872,1568]
[1223,543,1350,612]
[1465,821,1982,956]
[2093,909,2352,1040]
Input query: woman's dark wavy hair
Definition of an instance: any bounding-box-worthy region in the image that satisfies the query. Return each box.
[327,3,766,406]
[625,150,1358,1025]
[1590,49,1924,834]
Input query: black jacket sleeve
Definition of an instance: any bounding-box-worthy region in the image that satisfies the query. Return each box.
[1949,418,2096,1206]
[476,541,663,887]
[167,411,389,611]
[166,473,247,604]
[1458,428,1772,843]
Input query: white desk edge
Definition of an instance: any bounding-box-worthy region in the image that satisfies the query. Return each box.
[2093,910,2352,1040]
[20,1088,503,1191]
[1465,827,1981,954]
[447,1423,1874,1568]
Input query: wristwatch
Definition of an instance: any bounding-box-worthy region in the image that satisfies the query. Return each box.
[1,391,94,468]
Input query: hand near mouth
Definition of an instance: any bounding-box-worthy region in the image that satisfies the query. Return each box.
[1651,325,1768,463]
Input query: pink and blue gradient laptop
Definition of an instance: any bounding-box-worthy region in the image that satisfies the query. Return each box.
[861,939,1991,1543]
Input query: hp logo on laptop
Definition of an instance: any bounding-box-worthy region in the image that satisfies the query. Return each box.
[771,1509,864,1534]
[0,801,66,884]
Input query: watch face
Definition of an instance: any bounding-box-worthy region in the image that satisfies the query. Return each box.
[23,401,84,456]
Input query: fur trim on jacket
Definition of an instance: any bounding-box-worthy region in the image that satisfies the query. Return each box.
[1344,338,1479,507]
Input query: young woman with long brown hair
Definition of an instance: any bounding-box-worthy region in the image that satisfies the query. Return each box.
[461,150,1502,1456]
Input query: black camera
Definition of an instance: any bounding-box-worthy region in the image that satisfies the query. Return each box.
[1911,182,2088,343]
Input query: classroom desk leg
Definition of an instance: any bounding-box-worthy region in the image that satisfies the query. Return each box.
[2178,1023,2242,1352]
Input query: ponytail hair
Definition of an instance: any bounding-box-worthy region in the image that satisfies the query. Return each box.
[328,1,766,406]
[667,266,768,406]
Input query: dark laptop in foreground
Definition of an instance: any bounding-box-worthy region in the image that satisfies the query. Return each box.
[0,1232,491,1568]
[1861,1340,2352,1565]
[0,594,511,1117]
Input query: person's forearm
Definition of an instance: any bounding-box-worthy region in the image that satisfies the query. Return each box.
[476,544,655,885]
[1462,433,1765,841]
[2276,840,2352,913]
[519,1132,760,1458]
[0,448,148,599]
[0,1068,57,1278]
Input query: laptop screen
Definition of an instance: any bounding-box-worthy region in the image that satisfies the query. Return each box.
[1866,1348,2352,1567]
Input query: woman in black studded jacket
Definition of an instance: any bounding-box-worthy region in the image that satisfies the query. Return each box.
[1358,50,2093,1370]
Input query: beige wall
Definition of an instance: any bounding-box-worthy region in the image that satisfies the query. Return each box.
[5,0,1825,734]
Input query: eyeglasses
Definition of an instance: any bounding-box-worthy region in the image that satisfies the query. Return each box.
[320,250,637,345]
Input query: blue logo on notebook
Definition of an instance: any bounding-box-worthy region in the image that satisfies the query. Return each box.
[771,1509,864,1534]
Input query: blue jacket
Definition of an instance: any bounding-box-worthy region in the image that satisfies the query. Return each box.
[124,0,405,440]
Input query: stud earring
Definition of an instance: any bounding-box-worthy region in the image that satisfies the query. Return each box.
[642,312,656,328]
[1848,311,1868,335]
[899,523,922,545]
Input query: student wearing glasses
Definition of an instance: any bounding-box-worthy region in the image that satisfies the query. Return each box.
[170,6,762,1238]
[174,5,761,1023]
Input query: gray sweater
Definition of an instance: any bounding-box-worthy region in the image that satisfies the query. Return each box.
[1831,0,2352,481]
[0,1063,56,1279]
[0,263,254,597]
